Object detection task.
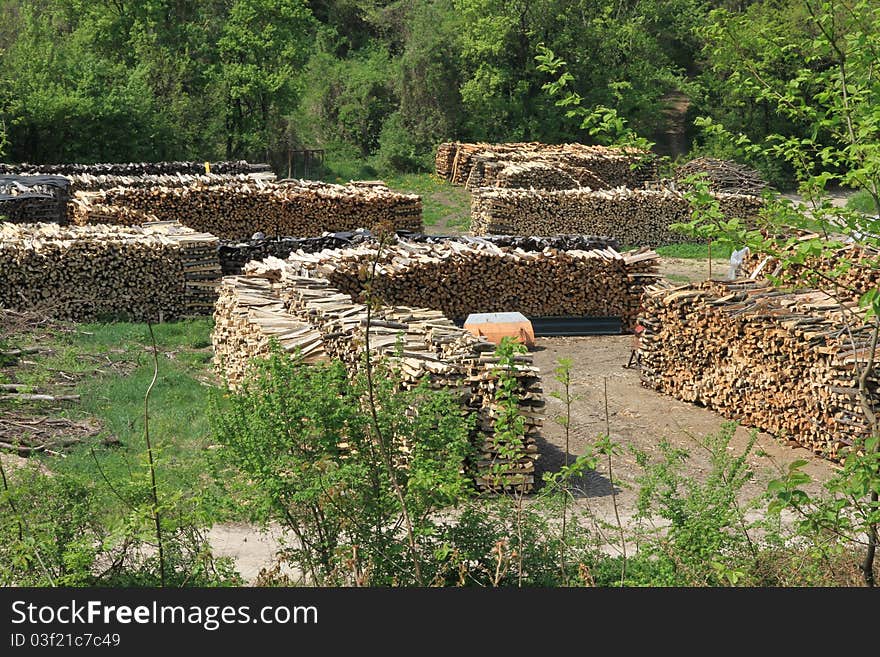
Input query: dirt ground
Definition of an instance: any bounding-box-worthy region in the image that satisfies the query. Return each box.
[531,335,838,525]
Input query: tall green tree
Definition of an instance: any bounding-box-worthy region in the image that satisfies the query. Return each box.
[214,0,316,163]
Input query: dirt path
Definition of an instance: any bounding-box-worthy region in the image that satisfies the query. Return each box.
[531,335,838,524]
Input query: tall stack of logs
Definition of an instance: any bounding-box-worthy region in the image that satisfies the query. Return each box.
[75,180,422,239]
[212,259,543,492]
[639,278,880,459]
[274,239,659,329]
[435,142,658,188]
[0,221,220,320]
[471,186,764,245]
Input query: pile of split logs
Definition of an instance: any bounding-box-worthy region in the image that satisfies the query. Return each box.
[274,239,659,329]
[0,221,220,321]
[639,278,880,459]
[743,235,880,297]
[471,186,764,245]
[218,232,621,275]
[64,171,276,193]
[212,274,326,385]
[75,180,422,239]
[0,176,71,224]
[435,141,658,189]
[70,201,159,227]
[0,160,271,176]
[676,157,768,196]
[213,261,542,492]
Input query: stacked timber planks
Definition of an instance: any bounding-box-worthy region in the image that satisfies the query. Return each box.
[276,239,659,330]
[639,278,880,459]
[471,186,764,245]
[435,142,657,188]
[0,222,221,321]
[81,180,422,239]
[214,259,542,492]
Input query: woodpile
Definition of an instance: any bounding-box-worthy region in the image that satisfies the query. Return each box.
[435,141,658,188]
[70,201,160,227]
[0,221,220,321]
[0,160,271,176]
[212,274,326,386]
[676,157,768,196]
[470,186,764,245]
[275,239,658,330]
[78,180,422,240]
[218,232,621,275]
[465,157,603,191]
[743,235,880,296]
[63,171,276,193]
[639,278,880,459]
[0,176,70,224]
[213,260,542,492]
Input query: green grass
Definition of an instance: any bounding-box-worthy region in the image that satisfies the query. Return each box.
[383,173,471,231]
[846,189,879,215]
[4,318,234,522]
[654,241,733,260]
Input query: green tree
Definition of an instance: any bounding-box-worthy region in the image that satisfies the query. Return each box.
[214,0,316,163]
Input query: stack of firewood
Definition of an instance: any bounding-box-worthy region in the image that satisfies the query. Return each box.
[743,235,880,297]
[0,221,220,320]
[435,142,658,188]
[212,274,326,386]
[676,157,768,196]
[276,239,658,330]
[148,221,223,316]
[471,186,764,245]
[70,200,160,226]
[78,180,422,239]
[0,176,71,224]
[0,160,271,176]
[64,171,276,193]
[639,278,880,459]
[214,259,542,492]
[218,232,621,275]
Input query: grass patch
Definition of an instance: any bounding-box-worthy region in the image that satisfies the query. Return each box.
[654,241,733,260]
[383,173,471,231]
[846,189,879,215]
[5,318,235,523]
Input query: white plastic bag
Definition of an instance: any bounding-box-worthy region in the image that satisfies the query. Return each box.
[727,246,750,280]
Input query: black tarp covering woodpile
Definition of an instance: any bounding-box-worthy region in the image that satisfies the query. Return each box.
[0,176,70,224]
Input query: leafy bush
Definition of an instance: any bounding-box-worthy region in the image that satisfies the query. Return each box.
[0,462,238,586]
[211,346,475,585]
[846,190,879,216]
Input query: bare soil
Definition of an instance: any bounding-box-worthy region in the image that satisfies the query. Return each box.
[531,335,838,525]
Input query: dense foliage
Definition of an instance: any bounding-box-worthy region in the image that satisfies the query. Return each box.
[6,0,855,181]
